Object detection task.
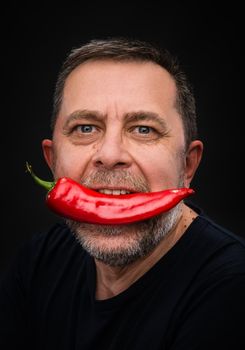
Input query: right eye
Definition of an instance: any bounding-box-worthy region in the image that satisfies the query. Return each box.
[66,123,102,145]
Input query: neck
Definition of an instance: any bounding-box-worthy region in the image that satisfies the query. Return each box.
[95,204,197,300]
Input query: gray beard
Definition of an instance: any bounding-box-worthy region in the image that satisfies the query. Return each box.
[65,167,184,267]
[66,202,182,267]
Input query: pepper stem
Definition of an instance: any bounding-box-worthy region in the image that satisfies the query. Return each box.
[26,161,55,191]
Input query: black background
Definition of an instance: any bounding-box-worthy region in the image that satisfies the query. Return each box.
[1,3,244,274]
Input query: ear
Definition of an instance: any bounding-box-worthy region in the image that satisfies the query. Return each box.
[184,140,203,187]
[42,139,54,171]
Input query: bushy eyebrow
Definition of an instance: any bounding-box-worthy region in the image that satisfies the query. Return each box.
[63,109,168,130]
[124,111,168,129]
[63,110,105,129]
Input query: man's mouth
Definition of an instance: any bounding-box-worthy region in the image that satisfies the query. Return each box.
[91,187,137,195]
[96,189,132,195]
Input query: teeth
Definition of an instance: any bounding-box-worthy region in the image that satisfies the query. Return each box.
[98,189,131,195]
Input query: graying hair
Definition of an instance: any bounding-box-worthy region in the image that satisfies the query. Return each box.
[51,37,198,147]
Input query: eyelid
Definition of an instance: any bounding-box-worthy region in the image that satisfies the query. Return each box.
[63,123,98,136]
[129,124,170,140]
[135,125,154,131]
[74,124,99,132]
[129,124,157,132]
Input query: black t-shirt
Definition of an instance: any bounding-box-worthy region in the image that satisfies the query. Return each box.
[1,213,245,349]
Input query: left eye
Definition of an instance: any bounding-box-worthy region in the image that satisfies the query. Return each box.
[136,126,152,134]
[77,125,95,133]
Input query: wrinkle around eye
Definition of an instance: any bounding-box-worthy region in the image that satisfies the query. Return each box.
[66,125,100,139]
[129,125,154,135]
[129,125,167,139]
[63,124,102,145]
[63,124,95,135]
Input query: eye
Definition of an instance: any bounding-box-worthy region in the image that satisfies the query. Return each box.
[137,126,152,134]
[129,124,167,142]
[133,125,156,135]
[77,125,95,133]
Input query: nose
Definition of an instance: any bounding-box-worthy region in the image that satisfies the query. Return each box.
[92,133,132,170]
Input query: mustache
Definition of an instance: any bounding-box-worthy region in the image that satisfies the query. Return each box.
[81,169,150,193]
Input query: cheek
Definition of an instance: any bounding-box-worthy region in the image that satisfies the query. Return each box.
[133,145,184,191]
[52,142,93,181]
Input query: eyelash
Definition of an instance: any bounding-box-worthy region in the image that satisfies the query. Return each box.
[132,126,155,134]
[76,125,96,133]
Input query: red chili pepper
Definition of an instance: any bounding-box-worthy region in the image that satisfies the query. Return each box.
[26,162,194,225]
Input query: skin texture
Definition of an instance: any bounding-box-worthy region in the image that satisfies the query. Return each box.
[42,60,203,299]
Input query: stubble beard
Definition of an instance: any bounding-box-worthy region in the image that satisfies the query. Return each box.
[65,168,184,267]
[66,203,181,267]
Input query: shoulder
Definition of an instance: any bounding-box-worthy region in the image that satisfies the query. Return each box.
[169,217,245,349]
[29,222,78,255]
[198,214,245,260]
[186,214,245,287]
[168,214,245,348]
[176,210,245,295]
[27,222,86,271]
[1,222,86,287]
[186,203,245,258]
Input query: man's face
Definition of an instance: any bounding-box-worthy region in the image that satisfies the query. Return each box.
[43,60,193,266]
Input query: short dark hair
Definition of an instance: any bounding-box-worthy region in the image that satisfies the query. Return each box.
[51,37,198,147]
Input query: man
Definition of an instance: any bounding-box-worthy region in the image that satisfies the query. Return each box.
[1,38,245,349]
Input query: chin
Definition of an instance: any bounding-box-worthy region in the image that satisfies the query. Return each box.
[65,203,182,267]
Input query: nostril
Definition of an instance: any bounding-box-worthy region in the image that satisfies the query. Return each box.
[114,162,127,168]
[94,160,127,169]
[95,160,103,166]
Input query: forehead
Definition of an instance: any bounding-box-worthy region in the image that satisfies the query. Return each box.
[66,59,175,83]
[59,59,178,122]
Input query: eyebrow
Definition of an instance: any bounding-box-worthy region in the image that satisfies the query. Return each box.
[124,111,168,130]
[63,110,105,130]
[63,109,168,130]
